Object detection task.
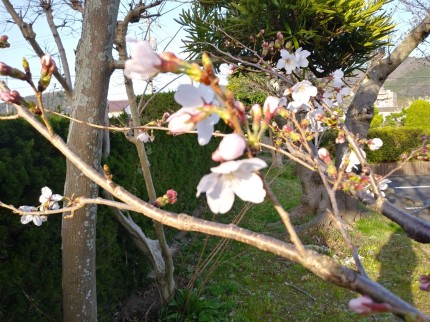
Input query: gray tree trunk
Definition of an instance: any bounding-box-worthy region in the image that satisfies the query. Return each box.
[62,1,120,321]
[294,11,430,226]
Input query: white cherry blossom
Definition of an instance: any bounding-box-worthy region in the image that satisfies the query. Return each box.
[295,47,311,68]
[197,158,267,214]
[276,49,298,74]
[137,131,150,142]
[331,69,344,87]
[169,84,220,145]
[368,138,383,151]
[287,80,317,112]
[39,186,63,211]
[124,40,161,80]
[341,149,366,173]
[19,206,47,226]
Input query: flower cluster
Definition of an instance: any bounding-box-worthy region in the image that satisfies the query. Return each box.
[155,189,178,207]
[19,187,63,226]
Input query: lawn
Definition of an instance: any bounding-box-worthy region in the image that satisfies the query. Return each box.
[161,161,430,321]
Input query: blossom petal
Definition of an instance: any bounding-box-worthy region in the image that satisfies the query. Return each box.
[196,173,218,197]
[206,178,235,214]
[21,215,33,224]
[33,215,43,226]
[39,186,52,203]
[232,173,266,203]
[196,114,219,145]
[174,85,203,107]
[50,194,63,202]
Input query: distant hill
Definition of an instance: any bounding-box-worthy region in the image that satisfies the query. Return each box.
[384,57,430,98]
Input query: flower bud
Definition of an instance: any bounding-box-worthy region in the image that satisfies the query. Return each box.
[348,296,392,315]
[0,90,28,107]
[212,133,247,162]
[0,62,27,80]
[251,104,262,133]
[0,35,10,48]
[318,148,331,164]
[263,96,280,122]
[38,54,57,92]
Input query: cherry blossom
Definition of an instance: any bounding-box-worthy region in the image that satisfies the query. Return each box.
[124,40,161,80]
[331,69,344,87]
[368,138,383,151]
[263,96,280,119]
[196,158,267,214]
[39,186,63,211]
[335,86,350,105]
[295,47,311,68]
[287,80,317,112]
[19,206,47,226]
[169,84,220,145]
[276,49,298,74]
[212,133,247,162]
[341,149,366,173]
[137,130,150,143]
[366,178,391,197]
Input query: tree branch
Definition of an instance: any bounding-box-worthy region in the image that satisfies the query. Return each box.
[2,0,73,98]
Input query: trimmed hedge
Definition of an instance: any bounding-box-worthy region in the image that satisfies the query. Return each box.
[320,126,430,164]
[367,126,430,163]
[404,99,430,128]
[0,91,220,320]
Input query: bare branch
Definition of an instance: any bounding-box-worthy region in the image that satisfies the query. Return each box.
[2,0,73,98]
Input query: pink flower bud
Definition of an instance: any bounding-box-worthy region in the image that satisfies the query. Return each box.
[0,62,26,80]
[368,138,383,151]
[336,132,346,144]
[263,96,280,121]
[348,296,392,315]
[212,133,247,162]
[0,35,9,48]
[318,148,331,164]
[165,189,178,204]
[0,90,27,106]
[38,54,57,92]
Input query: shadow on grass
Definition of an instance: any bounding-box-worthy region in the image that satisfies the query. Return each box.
[376,230,417,306]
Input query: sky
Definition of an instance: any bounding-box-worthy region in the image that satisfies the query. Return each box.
[0,1,425,103]
[0,1,194,101]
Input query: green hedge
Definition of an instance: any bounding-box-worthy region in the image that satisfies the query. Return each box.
[404,99,430,128]
[367,126,430,163]
[320,126,429,164]
[0,90,220,320]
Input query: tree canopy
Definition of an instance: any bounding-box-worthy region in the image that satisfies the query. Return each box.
[178,0,394,75]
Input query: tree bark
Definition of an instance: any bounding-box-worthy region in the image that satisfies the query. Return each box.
[62,1,120,321]
[295,11,430,225]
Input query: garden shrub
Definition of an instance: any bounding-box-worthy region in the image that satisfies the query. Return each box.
[404,99,430,128]
[320,126,429,164]
[0,92,219,320]
[367,126,430,163]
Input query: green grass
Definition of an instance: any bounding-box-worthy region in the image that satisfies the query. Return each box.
[165,162,430,321]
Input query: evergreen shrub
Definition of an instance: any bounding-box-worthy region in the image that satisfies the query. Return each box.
[404,99,430,128]
[366,127,430,163]
[0,90,219,320]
